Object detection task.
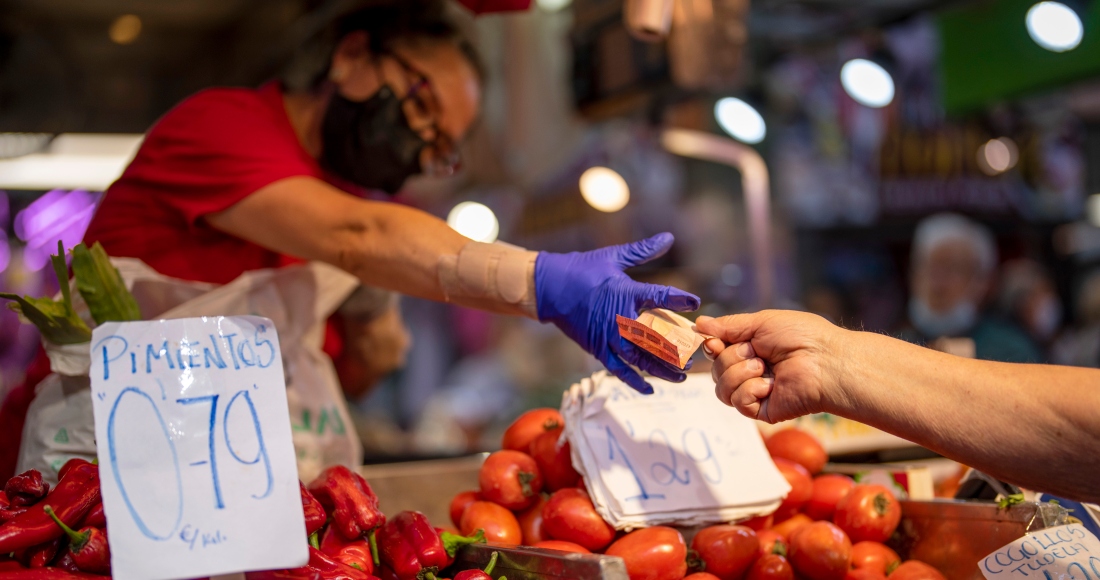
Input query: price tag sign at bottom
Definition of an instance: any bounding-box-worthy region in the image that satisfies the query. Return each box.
[91,316,308,580]
[981,524,1100,580]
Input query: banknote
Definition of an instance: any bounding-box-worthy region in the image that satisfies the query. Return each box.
[616,309,710,369]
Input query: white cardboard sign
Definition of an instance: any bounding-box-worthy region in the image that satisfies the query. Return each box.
[90,316,308,580]
[981,524,1100,580]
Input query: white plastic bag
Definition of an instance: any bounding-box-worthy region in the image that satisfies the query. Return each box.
[17,258,361,483]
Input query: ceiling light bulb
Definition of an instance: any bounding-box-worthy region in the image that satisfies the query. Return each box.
[714,98,766,144]
[579,167,630,213]
[447,201,499,243]
[840,59,895,108]
[1026,2,1083,52]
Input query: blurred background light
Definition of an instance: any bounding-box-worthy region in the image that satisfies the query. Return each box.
[579,167,631,212]
[714,98,766,144]
[1026,2,1083,52]
[0,134,143,191]
[721,264,743,287]
[13,189,99,271]
[447,201,500,243]
[1088,194,1100,228]
[536,0,572,12]
[109,14,142,45]
[977,137,1019,175]
[840,59,895,108]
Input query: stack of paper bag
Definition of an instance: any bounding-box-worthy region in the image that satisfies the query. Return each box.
[561,372,790,530]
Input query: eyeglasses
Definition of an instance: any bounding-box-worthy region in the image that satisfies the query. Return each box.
[387,54,462,177]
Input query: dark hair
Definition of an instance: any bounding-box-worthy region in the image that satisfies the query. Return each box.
[282,0,484,92]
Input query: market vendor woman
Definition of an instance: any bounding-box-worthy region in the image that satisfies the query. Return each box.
[82,3,695,397]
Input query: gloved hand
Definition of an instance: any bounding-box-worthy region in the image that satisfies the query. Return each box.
[535,232,701,394]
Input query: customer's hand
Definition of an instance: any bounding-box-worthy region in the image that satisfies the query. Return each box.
[696,310,849,423]
[536,233,700,394]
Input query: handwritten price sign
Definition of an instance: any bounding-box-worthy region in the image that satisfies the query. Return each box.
[91,316,308,580]
[981,524,1100,580]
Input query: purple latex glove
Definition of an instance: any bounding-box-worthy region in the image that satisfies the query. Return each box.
[535,232,701,394]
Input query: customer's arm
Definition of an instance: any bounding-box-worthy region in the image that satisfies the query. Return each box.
[697,311,1100,502]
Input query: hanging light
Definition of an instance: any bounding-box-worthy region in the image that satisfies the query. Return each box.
[1026,2,1083,52]
[536,0,572,11]
[109,14,142,45]
[977,137,1019,176]
[447,202,499,243]
[579,167,631,213]
[714,98,766,144]
[840,59,895,108]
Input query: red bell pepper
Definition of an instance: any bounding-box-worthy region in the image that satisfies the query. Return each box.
[44,505,111,575]
[308,546,379,580]
[81,503,105,529]
[14,536,61,568]
[0,570,106,579]
[54,550,81,573]
[321,523,375,574]
[453,551,501,580]
[0,490,9,508]
[5,469,49,507]
[0,462,100,553]
[300,481,327,537]
[0,506,28,523]
[307,466,385,562]
[377,511,485,580]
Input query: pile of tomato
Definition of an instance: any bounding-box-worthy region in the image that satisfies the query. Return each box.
[448,410,949,580]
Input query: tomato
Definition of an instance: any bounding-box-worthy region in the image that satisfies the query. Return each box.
[529,426,581,492]
[758,530,788,558]
[888,561,945,580]
[479,450,544,511]
[605,526,688,580]
[502,408,563,453]
[449,490,482,528]
[850,542,900,575]
[541,487,616,551]
[772,513,812,541]
[533,540,591,554]
[685,574,724,580]
[742,514,774,531]
[517,494,549,545]
[833,485,901,544]
[747,554,795,580]
[846,569,887,580]
[691,525,758,580]
[788,521,852,580]
[805,475,855,521]
[773,458,813,521]
[460,501,523,545]
[766,428,827,475]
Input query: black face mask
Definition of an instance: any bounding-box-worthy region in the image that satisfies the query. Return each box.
[320,86,427,195]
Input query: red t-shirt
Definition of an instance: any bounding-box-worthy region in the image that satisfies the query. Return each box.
[85,82,359,284]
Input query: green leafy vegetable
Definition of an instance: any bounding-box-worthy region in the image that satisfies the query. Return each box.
[0,241,91,344]
[71,241,141,324]
[997,493,1025,510]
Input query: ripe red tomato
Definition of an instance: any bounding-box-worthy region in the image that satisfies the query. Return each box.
[606,526,688,580]
[517,494,549,545]
[529,426,581,492]
[541,488,616,551]
[833,485,901,543]
[460,501,523,545]
[747,554,795,580]
[850,542,900,575]
[805,475,855,521]
[502,408,563,453]
[532,540,591,554]
[888,561,946,580]
[772,513,812,541]
[846,569,887,580]
[788,521,852,580]
[691,525,758,580]
[449,490,482,528]
[685,574,723,580]
[479,450,544,511]
[742,514,774,531]
[774,458,813,521]
[766,428,827,474]
[758,530,788,558]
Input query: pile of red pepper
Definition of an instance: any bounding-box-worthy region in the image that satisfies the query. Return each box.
[0,461,499,580]
[0,458,110,578]
[248,465,496,580]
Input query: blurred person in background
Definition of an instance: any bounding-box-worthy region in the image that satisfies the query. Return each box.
[897,213,1040,363]
[997,259,1063,355]
[1052,270,1100,368]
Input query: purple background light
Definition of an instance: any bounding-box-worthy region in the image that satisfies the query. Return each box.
[13,189,100,271]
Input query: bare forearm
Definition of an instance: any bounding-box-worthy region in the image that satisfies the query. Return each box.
[831,330,1100,501]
